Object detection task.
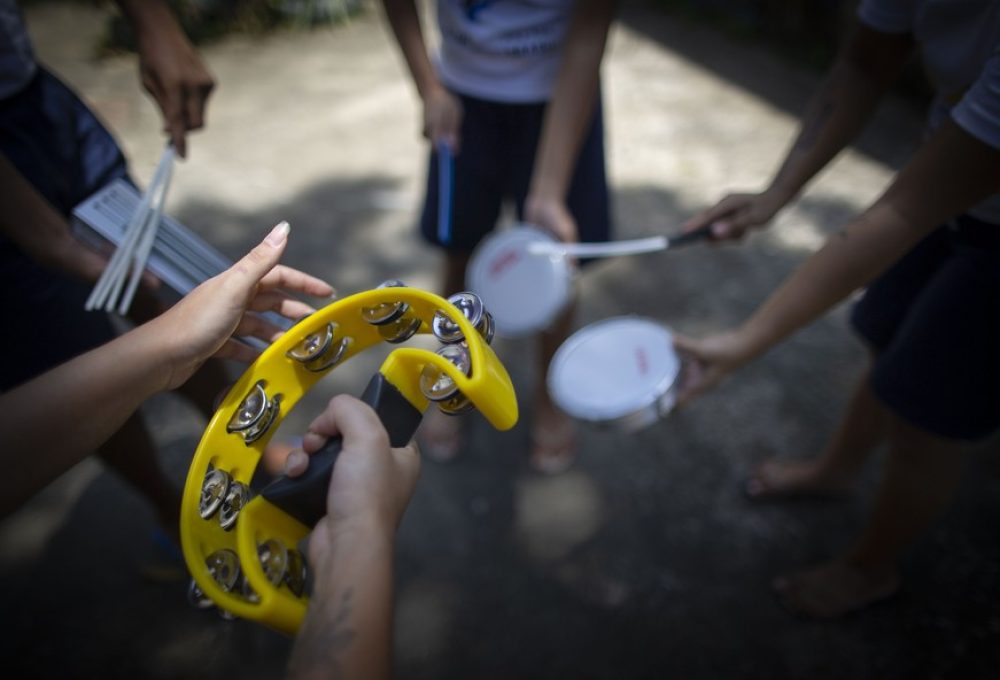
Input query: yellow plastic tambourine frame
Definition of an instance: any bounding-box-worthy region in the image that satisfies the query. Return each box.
[180,287,518,635]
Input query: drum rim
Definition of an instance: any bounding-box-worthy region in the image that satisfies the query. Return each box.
[547,316,681,424]
[466,224,573,337]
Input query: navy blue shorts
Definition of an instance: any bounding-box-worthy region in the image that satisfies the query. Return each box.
[419,91,611,254]
[0,68,130,390]
[851,214,1000,441]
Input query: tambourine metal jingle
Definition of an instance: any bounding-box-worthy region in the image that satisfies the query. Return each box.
[227,381,268,432]
[433,291,494,345]
[419,343,472,402]
[287,322,335,363]
[258,538,290,587]
[199,467,231,520]
[206,549,241,592]
[361,279,410,326]
[218,481,251,531]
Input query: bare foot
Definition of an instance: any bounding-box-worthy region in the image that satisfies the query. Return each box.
[530,403,576,475]
[772,560,899,619]
[418,408,463,462]
[744,458,855,501]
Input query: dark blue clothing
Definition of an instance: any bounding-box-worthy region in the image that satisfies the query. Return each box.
[419,90,611,254]
[851,214,1000,441]
[0,68,130,389]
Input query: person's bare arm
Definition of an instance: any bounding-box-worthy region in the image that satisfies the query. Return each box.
[381,0,462,148]
[286,397,420,680]
[0,153,108,281]
[676,119,1000,403]
[684,22,914,239]
[525,0,617,242]
[0,224,333,517]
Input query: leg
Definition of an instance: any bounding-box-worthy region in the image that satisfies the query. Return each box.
[96,411,182,538]
[523,95,609,474]
[746,360,887,499]
[773,413,967,618]
[529,294,577,473]
[749,227,957,500]
[772,217,1000,617]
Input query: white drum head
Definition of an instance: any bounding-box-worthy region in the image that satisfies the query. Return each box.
[548,317,681,429]
[467,225,572,338]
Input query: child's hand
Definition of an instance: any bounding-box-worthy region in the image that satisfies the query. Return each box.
[281,395,421,567]
[672,330,755,407]
[524,194,579,244]
[150,221,334,390]
[682,190,787,242]
[423,86,463,152]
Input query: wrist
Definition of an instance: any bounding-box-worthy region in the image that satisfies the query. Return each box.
[763,183,796,212]
[131,313,191,393]
[117,0,177,33]
[418,77,448,102]
[731,320,772,366]
[527,180,565,206]
[311,517,395,586]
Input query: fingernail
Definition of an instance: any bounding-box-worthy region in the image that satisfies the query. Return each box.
[284,450,309,475]
[266,221,290,246]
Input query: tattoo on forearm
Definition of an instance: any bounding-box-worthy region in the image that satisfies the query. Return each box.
[288,588,358,679]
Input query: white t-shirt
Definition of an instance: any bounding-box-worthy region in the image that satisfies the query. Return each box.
[0,0,36,99]
[435,0,575,103]
[858,0,1000,223]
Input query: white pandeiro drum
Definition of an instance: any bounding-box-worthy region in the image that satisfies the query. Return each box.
[548,317,682,432]
[466,225,574,338]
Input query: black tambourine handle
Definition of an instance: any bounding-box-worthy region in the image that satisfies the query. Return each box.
[259,373,423,527]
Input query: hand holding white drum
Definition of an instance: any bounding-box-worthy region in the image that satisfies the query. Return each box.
[467,224,713,339]
[547,317,683,432]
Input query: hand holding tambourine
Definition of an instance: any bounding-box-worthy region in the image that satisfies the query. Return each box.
[181,281,517,634]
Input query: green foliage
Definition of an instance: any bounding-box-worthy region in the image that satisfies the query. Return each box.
[100,0,361,53]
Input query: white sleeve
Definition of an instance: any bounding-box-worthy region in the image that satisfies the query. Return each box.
[952,48,1000,151]
[856,0,914,34]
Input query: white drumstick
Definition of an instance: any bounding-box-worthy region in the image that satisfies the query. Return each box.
[528,236,668,258]
[118,152,174,314]
[527,224,714,259]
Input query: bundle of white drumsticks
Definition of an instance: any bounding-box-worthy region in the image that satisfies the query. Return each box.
[75,145,232,313]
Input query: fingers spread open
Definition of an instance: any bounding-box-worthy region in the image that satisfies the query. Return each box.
[226,222,289,291]
[233,313,285,345]
[213,338,262,364]
[247,291,316,321]
[258,264,335,298]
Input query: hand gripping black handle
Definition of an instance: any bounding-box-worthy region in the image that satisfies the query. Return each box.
[665,223,714,249]
[259,374,423,527]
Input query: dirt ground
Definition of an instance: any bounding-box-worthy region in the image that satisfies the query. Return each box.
[2,1,998,678]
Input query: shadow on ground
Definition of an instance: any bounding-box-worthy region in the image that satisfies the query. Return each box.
[3,171,999,679]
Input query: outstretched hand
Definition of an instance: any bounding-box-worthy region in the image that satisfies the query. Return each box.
[133,10,215,158]
[673,330,754,408]
[149,221,334,390]
[682,190,786,241]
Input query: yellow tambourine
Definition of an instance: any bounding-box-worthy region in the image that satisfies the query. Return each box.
[180,282,518,635]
